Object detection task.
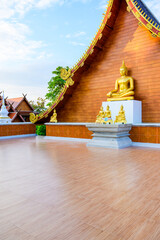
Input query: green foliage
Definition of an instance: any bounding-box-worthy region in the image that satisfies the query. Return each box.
[30,97,47,113]
[36,125,46,136]
[45,66,69,106]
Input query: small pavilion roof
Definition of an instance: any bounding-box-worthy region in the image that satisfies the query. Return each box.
[8,112,25,122]
[7,97,24,109]
[8,95,34,111]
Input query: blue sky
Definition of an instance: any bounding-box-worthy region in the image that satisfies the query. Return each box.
[0,0,160,101]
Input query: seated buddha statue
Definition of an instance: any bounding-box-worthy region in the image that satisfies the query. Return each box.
[114,105,127,124]
[107,61,134,101]
[104,105,111,118]
[50,109,57,123]
[104,105,113,124]
[95,106,105,123]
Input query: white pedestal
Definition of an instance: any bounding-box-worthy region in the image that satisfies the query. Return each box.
[0,118,12,124]
[102,100,142,124]
[86,124,132,149]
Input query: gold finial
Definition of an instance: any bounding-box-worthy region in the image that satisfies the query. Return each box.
[120,60,127,70]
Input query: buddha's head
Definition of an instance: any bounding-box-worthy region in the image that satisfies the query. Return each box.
[120,61,128,76]
[120,105,124,111]
[100,106,103,112]
[106,105,109,111]
[54,109,56,113]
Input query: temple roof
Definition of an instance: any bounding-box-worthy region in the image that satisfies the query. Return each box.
[128,0,160,37]
[31,0,160,124]
[133,0,160,26]
[8,96,34,111]
[8,97,23,109]
[8,112,25,122]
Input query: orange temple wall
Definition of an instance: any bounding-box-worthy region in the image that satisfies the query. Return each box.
[57,1,160,123]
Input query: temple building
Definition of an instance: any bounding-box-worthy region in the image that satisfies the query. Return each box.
[0,93,35,122]
[30,0,160,144]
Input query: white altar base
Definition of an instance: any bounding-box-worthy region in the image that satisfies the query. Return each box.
[86,124,132,149]
[102,100,142,124]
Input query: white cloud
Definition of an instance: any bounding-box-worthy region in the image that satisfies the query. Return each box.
[0,0,94,20]
[36,0,64,9]
[65,34,71,38]
[74,31,86,37]
[65,31,86,38]
[69,41,86,46]
[1,82,47,102]
[98,0,107,10]
[0,0,65,19]
[0,21,45,63]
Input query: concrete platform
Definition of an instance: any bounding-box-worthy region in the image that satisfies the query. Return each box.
[86,124,132,149]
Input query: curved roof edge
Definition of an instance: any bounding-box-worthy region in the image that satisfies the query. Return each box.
[30,0,160,124]
[30,0,115,124]
[126,0,160,37]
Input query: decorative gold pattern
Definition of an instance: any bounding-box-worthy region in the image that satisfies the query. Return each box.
[135,12,140,18]
[127,6,131,13]
[29,113,38,123]
[146,24,152,30]
[60,68,72,80]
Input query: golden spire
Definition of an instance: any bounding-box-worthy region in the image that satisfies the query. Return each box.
[121,60,127,70]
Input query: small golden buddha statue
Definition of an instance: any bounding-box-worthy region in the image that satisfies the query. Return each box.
[114,105,127,124]
[50,109,57,123]
[104,105,113,124]
[107,61,134,101]
[95,106,105,123]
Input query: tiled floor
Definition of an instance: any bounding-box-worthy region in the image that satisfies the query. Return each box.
[0,137,160,240]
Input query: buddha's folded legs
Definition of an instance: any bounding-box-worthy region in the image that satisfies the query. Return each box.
[111,91,134,98]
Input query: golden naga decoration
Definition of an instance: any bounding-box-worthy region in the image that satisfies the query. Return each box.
[95,106,105,124]
[60,68,74,87]
[107,61,134,101]
[114,105,127,124]
[30,67,74,124]
[29,113,39,123]
[103,105,113,124]
[50,109,57,123]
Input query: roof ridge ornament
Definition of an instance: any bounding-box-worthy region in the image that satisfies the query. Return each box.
[126,0,160,38]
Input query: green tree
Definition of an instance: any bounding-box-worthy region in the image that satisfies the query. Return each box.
[30,97,46,113]
[45,66,69,106]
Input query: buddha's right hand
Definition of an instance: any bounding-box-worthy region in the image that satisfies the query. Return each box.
[107,92,112,97]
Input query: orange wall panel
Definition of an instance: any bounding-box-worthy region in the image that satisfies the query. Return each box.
[0,124,36,137]
[46,125,92,139]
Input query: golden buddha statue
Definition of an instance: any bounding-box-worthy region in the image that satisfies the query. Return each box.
[114,105,127,124]
[95,106,105,123]
[107,61,134,101]
[50,109,57,123]
[104,105,113,124]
